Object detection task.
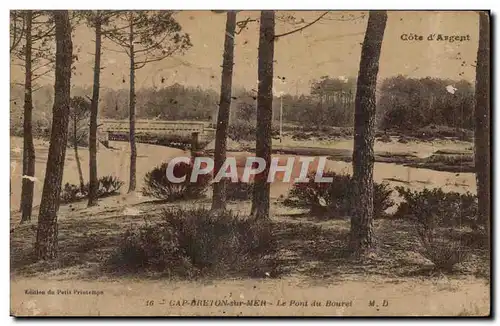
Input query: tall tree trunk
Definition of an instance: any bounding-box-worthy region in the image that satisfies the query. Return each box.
[35,10,72,260]
[20,11,35,223]
[474,11,490,238]
[128,21,137,193]
[349,10,387,257]
[212,11,237,211]
[88,16,102,207]
[73,114,85,191]
[251,10,275,220]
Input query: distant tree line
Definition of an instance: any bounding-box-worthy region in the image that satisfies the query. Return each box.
[99,83,218,121]
[10,74,475,135]
[378,76,475,131]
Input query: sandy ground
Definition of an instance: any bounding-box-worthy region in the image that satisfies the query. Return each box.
[9,134,488,317]
[9,136,476,211]
[10,137,187,210]
[10,276,489,316]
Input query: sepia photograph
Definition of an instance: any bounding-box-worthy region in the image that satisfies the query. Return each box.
[9,9,491,317]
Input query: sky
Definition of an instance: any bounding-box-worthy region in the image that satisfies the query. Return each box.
[10,10,480,95]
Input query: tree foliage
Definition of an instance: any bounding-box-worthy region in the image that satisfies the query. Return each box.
[105,11,192,69]
[69,96,91,147]
[378,76,475,130]
[11,11,56,88]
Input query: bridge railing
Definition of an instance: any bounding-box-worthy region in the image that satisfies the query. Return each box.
[99,119,216,145]
[101,119,207,132]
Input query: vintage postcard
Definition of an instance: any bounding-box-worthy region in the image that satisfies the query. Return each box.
[10,10,491,316]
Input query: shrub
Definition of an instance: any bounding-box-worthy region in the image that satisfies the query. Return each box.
[285,171,394,218]
[394,187,478,229]
[378,134,392,143]
[398,136,410,144]
[224,180,253,201]
[60,175,124,204]
[394,187,477,271]
[108,208,275,277]
[108,222,190,274]
[424,153,474,165]
[60,183,85,204]
[417,226,470,272]
[327,127,353,138]
[291,131,309,141]
[142,162,211,201]
[166,208,273,274]
[410,124,473,141]
[97,175,124,197]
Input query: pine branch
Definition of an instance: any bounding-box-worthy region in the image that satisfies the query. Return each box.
[32,60,54,73]
[103,22,134,34]
[10,12,25,53]
[32,24,56,41]
[32,84,46,93]
[134,33,171,54]
[32,69,53,81]
[135,46,182,69]
[274,11,329,39]
[105,33,130,51]
[101,45,126,54]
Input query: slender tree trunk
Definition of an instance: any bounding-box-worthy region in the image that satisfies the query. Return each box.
[349,11,387,257]
[128,21,137,193]
[474,11,490,237]
[251,10,275,220]
[35,10,72,260]
[20,11,35,223]
[88,17,102,206]
[73,115,85,191]
[212,11,237,211]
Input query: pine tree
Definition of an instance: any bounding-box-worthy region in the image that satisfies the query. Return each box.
[349,11,387,257]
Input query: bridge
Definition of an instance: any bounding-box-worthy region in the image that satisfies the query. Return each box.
[99,119,216,150]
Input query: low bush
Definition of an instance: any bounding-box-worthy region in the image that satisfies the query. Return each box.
[394,187,477,271]
[224,180,253,201]
[284,171,394,218]
[327,127,353,138]
[289,127,353,141]
[108,222,191,274]
[378,134,392,143]
[142,162,211,201]
[60,175,124,204]
[97,175,124,197]
[425,153,474,165]
[60,183,84,204]
[291,131,309,141]
[108,208,275,277]
[418,228,470,272]
[410,124,473,141]
[394,187,478,229]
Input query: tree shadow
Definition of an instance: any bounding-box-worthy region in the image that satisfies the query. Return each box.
[270,217,487,280]
[10,218,121,277]
[272,220,355,278]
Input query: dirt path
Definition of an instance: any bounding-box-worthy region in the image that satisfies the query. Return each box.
[11,276,489,316]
